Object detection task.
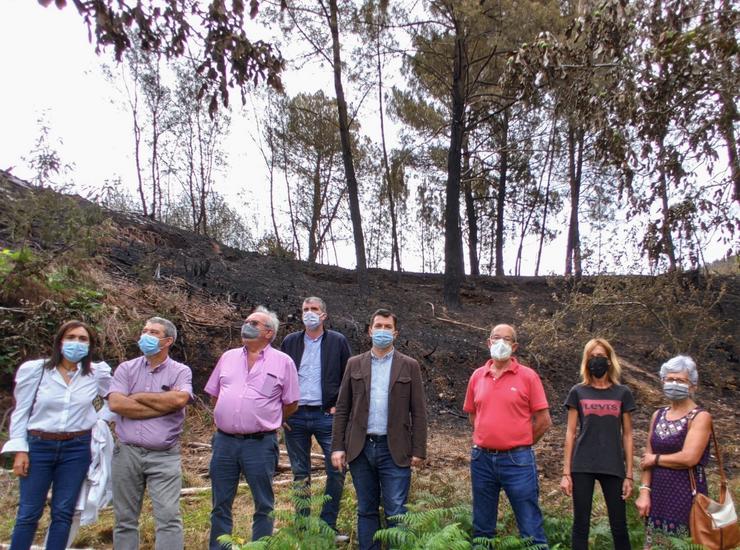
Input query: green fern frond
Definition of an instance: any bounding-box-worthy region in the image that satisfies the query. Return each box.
[472,534,541,549]
[667,536,707,550]
[373,525,417,547]
[420,523,471,549]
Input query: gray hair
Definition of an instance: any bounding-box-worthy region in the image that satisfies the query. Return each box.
[303,296,326,312]
[255,306,279,342]
[660,355,698,385]
[146,316,177,343]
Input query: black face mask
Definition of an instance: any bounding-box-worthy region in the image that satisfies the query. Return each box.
[587,356,610,379]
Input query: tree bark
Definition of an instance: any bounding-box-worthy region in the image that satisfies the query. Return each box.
[444,21,467,308]
[375,26,402,272]
[535,124,556,276]
[327,0,369,294]
[308,154,322,262]
[495,108,509,276]
[462,135,479,276]
[718,0,740,202]
[565,123,584,277]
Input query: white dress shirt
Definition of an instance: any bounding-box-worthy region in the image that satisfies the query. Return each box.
[2,358,112,453]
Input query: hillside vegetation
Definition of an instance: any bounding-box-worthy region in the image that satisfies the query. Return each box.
[0,173,737,548]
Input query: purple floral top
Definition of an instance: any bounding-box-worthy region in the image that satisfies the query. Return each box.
[646,407,709,539]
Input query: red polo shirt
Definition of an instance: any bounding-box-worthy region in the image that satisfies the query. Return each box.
[463,357,549,450]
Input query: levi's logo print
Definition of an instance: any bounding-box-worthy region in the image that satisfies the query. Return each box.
[580,399,621,417]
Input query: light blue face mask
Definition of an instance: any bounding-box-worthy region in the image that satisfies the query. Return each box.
[371,329,394,349]
[61,341,89,363]
[138,333,162,356]
[663,381,691,401]
[302,311,322,330]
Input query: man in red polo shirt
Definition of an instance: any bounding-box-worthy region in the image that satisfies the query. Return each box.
[463,323,551,548]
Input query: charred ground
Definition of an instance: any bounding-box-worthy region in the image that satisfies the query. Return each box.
[0,172,738,478]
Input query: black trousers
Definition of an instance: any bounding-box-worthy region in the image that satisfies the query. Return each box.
[571,472,631,550]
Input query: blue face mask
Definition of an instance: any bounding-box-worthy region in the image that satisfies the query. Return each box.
[241,323,261,340]
[61,341,89,363]
[371,329,394,349]
[138,333,162,356]
[302,311,322,330]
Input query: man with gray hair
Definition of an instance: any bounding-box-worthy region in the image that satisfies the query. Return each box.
[206,306,300,547]
[107,316,193,550]
[281,296,351,540]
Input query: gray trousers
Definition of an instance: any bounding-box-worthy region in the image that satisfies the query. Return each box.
[112,443,184,550]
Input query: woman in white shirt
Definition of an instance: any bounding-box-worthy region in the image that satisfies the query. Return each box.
[2,320,111,550]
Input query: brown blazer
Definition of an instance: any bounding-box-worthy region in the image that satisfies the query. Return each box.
[331,349,427,467]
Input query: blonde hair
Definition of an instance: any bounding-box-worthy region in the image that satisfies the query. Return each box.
[580,338,621,385]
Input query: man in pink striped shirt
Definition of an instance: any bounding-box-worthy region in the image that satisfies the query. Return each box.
[205,306,299,548]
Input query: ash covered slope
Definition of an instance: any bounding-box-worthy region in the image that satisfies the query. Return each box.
[0,170,737,460]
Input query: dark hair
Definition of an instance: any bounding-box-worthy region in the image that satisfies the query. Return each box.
[369,308,398,330]
[44,320,97,376]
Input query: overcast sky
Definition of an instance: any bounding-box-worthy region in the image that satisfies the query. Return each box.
[1,1,732,275]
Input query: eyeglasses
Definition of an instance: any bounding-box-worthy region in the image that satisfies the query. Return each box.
[245,320,270,329]
[490,336,514,343]
[664,376,690,384]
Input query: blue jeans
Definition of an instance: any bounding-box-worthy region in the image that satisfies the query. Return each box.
[470,446,548,548]
[209,431,279,549]
[349,436,411,550]
[284,407,346,529]
[11,433,91,550]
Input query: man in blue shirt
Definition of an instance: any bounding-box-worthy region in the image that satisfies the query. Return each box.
[281,296,352,539]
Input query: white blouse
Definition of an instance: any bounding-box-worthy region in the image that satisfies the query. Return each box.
[1,358,112,453]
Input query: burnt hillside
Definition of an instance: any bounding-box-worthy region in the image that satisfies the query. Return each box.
[0,171,738,465]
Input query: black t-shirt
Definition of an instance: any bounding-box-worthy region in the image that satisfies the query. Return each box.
[564,383,636,478]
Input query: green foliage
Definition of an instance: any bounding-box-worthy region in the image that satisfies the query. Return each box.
[542,515,571,548]
[374,504,540,550]
[0,245,107,376]
[471,536,541,549]
[218,490,336,550]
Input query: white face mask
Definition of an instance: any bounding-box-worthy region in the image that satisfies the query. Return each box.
[490,340,512,361]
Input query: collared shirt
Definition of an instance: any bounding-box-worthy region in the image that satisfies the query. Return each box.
[367,349,394,435]
[463,357,548,450]
[298,333,323,406]
[108,355,193,450]
[205,345,300,434]
[2,359,112,454]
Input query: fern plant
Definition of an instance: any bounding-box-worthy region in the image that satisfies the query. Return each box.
[472,535,543,549]
[217,490,337,549]
[373,505,542,550]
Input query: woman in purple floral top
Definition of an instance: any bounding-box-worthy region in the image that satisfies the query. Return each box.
[637,356,712,549]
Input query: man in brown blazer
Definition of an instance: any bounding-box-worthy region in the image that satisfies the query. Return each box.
[331,308,427,550]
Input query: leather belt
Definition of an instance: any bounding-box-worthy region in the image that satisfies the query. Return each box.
[366,434,387,442]
[298,405,324,412]
[217,429,276,440]
[475,444,531,454]
[28,429,92,441]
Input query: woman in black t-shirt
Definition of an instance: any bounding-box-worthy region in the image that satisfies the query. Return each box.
[560,338,636,550]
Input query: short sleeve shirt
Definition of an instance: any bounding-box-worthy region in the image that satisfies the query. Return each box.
[205,345,300,434]
[564,383,636,477]
[463,358,549,450]
[108,356,193,450]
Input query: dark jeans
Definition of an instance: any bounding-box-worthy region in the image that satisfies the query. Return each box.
[209,431,279,549]
[571,472,631,550]
[10,433,91,550]
[284,407,346,529]
[348,436,411,550]
[470,446,548,548]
